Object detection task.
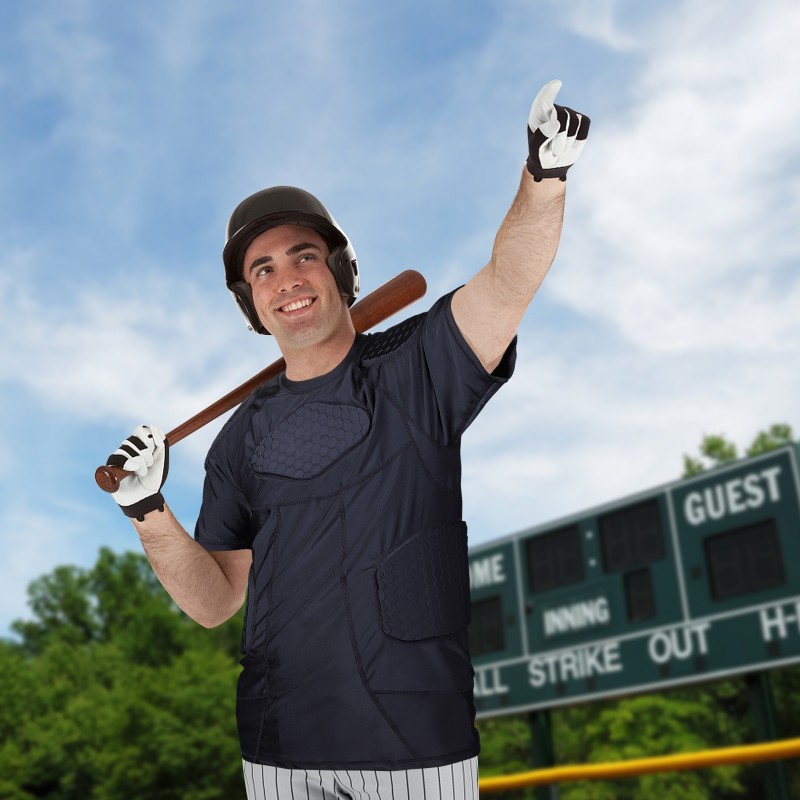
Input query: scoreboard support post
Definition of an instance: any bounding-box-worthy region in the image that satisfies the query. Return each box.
[528,709,558,800]
[746,671,791,800]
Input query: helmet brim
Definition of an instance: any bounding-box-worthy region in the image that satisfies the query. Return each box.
[223,211,346,287]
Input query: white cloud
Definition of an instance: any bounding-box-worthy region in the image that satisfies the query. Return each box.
[0,262,276,458]
[461,336,800,544]
[555,0,800,355]
[0,501,119,636]
[549,0,638,51]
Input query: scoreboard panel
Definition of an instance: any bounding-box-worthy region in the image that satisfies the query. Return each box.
[468,445,800,718]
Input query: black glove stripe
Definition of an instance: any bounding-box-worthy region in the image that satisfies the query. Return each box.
[555,104,569,132]
[576,113,591,140]
[120,443,141,459]
[128,435,147,451]
[562,106,580,137]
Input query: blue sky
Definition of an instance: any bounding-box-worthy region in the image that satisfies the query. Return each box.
[2,0,799,639]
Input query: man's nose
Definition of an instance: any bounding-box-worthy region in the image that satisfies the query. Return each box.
[278,272,303,292]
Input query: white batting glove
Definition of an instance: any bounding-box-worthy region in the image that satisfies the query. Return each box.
[526,79,590,181]
[106,424,169,521]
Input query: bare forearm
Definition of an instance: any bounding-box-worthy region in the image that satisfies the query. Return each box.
[489,168,566,305]
[451,170,566,371]
[131,504,243,627]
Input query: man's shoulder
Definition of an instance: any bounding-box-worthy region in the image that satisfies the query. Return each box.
[359,312,425,365]
[358,290,457,366]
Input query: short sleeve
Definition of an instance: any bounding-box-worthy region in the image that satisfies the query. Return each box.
[421,289,516,440]
[194,422,252,552]
[366,289,516,446]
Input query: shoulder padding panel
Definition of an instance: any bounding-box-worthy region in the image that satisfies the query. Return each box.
[360,314,424,365]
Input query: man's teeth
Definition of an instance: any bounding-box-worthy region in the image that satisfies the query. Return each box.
[281,298,313,312]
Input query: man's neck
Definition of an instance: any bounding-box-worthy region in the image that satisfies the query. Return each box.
[282,329,357,382]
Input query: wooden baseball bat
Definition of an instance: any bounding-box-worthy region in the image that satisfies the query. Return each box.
[95,269,427,493]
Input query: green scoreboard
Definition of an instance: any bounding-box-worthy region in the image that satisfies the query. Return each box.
[468,444,800,718]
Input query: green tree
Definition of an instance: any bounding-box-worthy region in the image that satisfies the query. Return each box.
[551,686,747,800]
[0,548,245,800]
[476,714,538,799]
[681,423,794,477]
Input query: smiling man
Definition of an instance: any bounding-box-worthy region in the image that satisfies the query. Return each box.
[240,224,356,375]
[105,80,589,799]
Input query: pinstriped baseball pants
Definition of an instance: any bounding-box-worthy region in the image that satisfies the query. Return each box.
[242,756,479,799]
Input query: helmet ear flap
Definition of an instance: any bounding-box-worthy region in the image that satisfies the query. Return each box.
[229,281,270,335]
[327,244,359,306]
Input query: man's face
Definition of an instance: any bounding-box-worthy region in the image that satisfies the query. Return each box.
[243,224,350,351]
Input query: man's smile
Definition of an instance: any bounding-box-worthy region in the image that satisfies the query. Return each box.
[276,296,316,314]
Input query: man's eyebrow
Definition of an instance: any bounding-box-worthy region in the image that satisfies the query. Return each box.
[247,242,322,275]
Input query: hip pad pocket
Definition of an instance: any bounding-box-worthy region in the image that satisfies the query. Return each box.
[375,521,470,640]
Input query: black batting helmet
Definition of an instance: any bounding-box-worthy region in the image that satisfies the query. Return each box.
[223,186,359,335]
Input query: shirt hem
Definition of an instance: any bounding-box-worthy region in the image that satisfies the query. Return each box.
[240,745,480,772]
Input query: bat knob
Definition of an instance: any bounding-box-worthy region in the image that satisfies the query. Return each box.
[95,465,124,493]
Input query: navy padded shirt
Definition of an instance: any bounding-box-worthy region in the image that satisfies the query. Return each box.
[194,290,516,771]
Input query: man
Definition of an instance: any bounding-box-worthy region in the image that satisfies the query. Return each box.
[106,80,589,799]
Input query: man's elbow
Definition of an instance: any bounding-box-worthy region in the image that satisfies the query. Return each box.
[191,599,244,629]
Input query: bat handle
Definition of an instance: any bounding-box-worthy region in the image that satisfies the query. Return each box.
[95,464,128,493]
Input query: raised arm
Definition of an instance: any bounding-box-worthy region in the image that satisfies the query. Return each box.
[451,80,590,372]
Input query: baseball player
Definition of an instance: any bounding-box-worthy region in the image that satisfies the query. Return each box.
[106,81,589,799]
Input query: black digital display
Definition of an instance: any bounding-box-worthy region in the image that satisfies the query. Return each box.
[600,500,665,573]
[468,596,505,656]
[526,524,584,593]
[625,569,656,622]
[705,520,785,601]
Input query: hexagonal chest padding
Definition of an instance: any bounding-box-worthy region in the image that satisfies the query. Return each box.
[250,402,371,479]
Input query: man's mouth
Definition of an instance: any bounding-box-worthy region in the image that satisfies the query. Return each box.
[278,297,314,313]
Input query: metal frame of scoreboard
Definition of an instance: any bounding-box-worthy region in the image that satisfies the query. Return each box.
[468,443,800,719]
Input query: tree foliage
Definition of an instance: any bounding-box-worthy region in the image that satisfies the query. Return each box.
[682,423,794,477]
[0,548,245,800]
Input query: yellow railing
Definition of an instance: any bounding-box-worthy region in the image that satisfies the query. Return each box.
[479,737,800,792]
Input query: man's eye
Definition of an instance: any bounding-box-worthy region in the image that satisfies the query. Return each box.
[298,253,315,262]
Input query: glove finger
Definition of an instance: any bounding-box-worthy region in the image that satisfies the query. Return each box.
[108,451,148,477]
[148,425,167,448]
[528,79,562,128]
[141,449,167,491]
[127,434,150,454]
[539,138,563,168]
[107,429,157,473]
[575,112,591,141]
[132,423,153,436]
[560,105,580,138]
[107,438,145,467]
[565,137,587,166]
[555,105,569,133]
[549,108,570,159]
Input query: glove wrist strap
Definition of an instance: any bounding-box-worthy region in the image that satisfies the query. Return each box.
[526,158,569,182]
[120,493,166,523]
